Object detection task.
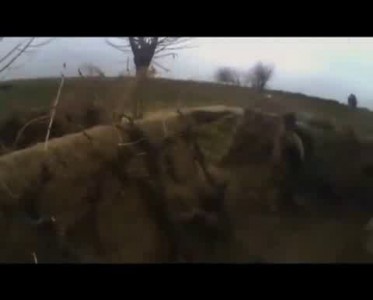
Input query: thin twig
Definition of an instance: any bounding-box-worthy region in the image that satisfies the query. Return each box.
[44,73,65,151]
[0,38,35,74]
[113,124,125,144]
[176,93,183,113]
[118,138,146,147]
[28,38,54,49]
[0,42,22,65]
[32,252,38,264]
[162,118,169,138]
[82,131,93,142]
[14,115,49,147]
[152,60,170,73]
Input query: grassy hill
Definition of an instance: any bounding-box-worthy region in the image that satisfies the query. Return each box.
[1,76,373,136]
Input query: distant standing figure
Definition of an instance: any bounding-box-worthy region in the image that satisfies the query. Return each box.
[348,93,357,109]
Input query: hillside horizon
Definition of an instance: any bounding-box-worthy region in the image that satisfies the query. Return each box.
[2,38,373,109]
[0,75,364,111]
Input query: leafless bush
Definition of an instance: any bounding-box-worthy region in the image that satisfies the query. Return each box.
[245,61,274,91]
[214,67,241,86]
[78,63,106,77]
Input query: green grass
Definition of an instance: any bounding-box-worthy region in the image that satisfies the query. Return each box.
[1,76,373,136]
[0,78,59,114]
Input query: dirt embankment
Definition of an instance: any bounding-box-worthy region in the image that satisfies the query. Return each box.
[0,107,241,263]
[0,106,373,263]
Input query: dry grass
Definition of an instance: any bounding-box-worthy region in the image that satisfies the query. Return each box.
[0,108,242,262]
[1,105,372,262]
[218,109,373,262]
[45,74,65,150]
[2,77,373,135]
[1,76,373,263]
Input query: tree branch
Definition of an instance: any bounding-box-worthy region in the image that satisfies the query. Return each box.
[0,42,23,65]
[107,37,190,57]
[0,38,52,75]
[105,38,131,53]
[0,38,35,74]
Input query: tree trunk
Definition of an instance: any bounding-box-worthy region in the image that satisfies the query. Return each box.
[128,38,159,120]
[132,66,148,119]
[135,65,149,77]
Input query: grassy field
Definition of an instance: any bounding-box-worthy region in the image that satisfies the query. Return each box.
[1,76,373,136]
[1,76,373,262]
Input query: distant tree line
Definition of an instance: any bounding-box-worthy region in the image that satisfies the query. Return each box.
[214,61,274,92]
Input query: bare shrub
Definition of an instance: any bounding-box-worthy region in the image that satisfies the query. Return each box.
[214,67,241,86]
[245,61,274,91]
[78,63,106,78]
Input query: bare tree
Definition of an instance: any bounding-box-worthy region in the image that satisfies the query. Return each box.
[106,37,190,77]
[0,38,53,75]
[214,67,241,86]
[245,62,274,91]
[106,37,190,120]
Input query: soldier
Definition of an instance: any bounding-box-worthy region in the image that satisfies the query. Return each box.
[348,93,357,109]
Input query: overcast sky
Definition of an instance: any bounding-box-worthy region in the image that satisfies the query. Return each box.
[2,37,373,108]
